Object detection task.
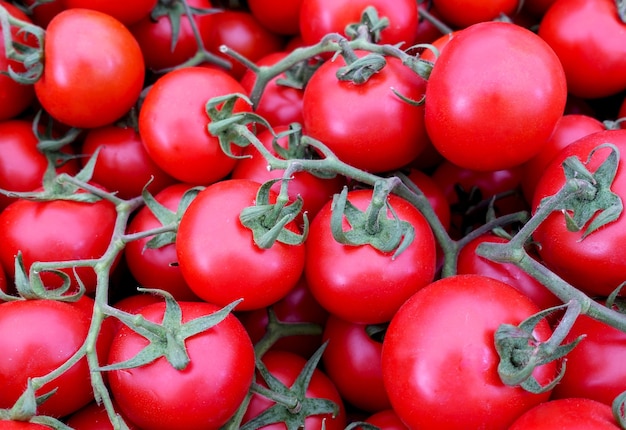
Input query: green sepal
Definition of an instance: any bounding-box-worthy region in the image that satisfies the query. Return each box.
[0,4,45,84]
[99,289,242,372]
[345,423,380,430]
[344,6,389,43]
[275,58,324,90]
[537,143,622,240]
[336,52,387,85]
[239,179,308,248]
[0,379,59,422]
[613,389,626,427]
[240,343,340,430]
[330,182,415,260]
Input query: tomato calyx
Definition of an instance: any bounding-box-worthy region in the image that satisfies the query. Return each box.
[331,179,415,260]
[241,343,340,430]
[495,301,585,394]
[344,6,390,43]
[536,143,622,239]
[617,0,626,24]
[0,4,45,84]
[100,290,242,371]
[253,308,325,358]
[274,57,324,91]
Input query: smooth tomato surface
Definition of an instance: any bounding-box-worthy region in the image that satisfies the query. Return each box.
[508,398,620,429]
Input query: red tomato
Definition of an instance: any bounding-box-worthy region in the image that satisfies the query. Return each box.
[65,400,139,430]
[322,314,390,413]
[302,52,429,173]
[34,9,145,128]
[520,114,606,204]
[204,10,285,80]
[415,3,448,44]
[107,300,255,430]
[124,183,201,302]
[457,233,562,312]
[230,125,346,225]
[80,124,177,200]
[508,398,621,429]
[425,21,567,171]
[242,350,347,429]
[551,308,626,405]
[139,66,250,185]
[405,168,451,231]
[237,276,329,358]
[108,293,163,334]
[0,423,52,430]
[62,0,157,26]
[0,2,36,121]
[129,0,214,71]
[432,0,519,28]
[538,0,626,99]
[362,409,409,430]
[304,188,437,324]
[239,51,306,127]
[0,300,93,417]
[523,0,558,17]
[18,0,65,28]
[247,0,303,35]
[299,0,419,47]
[382,274,556,429]
[0,189,118,294]
[532,129,626,297]
[176,179,306,311]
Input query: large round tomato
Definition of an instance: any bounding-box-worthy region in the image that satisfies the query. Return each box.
[0,299,93,418]
[304,188,436,324]
[508,398,620,429]
[107,300,255,430]
[0,190,118,294]
[302,52,429,173]
[139,66,250,185]
[176,179,306,311]
[538,0,626,99]
[532,129,626,297]
[34,9,145,128]
[382,274,556,429]
[424,21,567,171]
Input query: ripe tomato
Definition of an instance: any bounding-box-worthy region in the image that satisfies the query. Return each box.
[302,52,429,173]
[247,0,303,35]
[299,0,419,47]
[176,179,306,311]
[80,124,177,200]
[551,307,626,405]
[0,300,93,417]
[0,2,36,121]
[107,300,255,430]
[124,183,201,302]
[322,314,390,413]
[139,66,250,185]
[242,350,347,430]
[62,0,157,26]
[520,114,606,204]
[0,189,118,294]
[34,9,145,128]
[361,409,409,430]
[425,21,567,171]
[65,400,139,430]
[432,0,519,28]
[0,423,52,430]
[532,129,626,297]
[508,398,621,429]
[538,0,626,99]
[204,10,285,80]
[304,188,436,324]
[382,274,556,429]
[405,168,451,232]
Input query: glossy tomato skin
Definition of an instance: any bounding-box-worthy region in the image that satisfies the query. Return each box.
[432,0,518,28]
[550,309,626,405]
[0,422,52,430]
[248,0,303,35]
[62,0,156,26]
[107,301,255,430]
[299,0,419,47]
[303,52,429,173]
[65,400,139,430]
[80,124,177,200]
[538,0,626,99]
[0,192,117,294]
[124,183,201,302]
[176,179,306,311]
[532,129,626,297]
[405,168,451,232]
[508,398,620,429]
[242,350,347,430]
[139,66,249,185]
[0,2,36,121]
[0,300,93,417]
[305,189,437,324]
[34,9,145,128]
[382,274,556,429]
[322,314,390,413]
[425,21,567,171]
[457,233,562,312]
[362,409,409,430]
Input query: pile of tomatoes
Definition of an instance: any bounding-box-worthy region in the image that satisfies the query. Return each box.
[1,0,626,429]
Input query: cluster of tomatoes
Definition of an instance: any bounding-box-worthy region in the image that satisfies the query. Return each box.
[1,0,626,429]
